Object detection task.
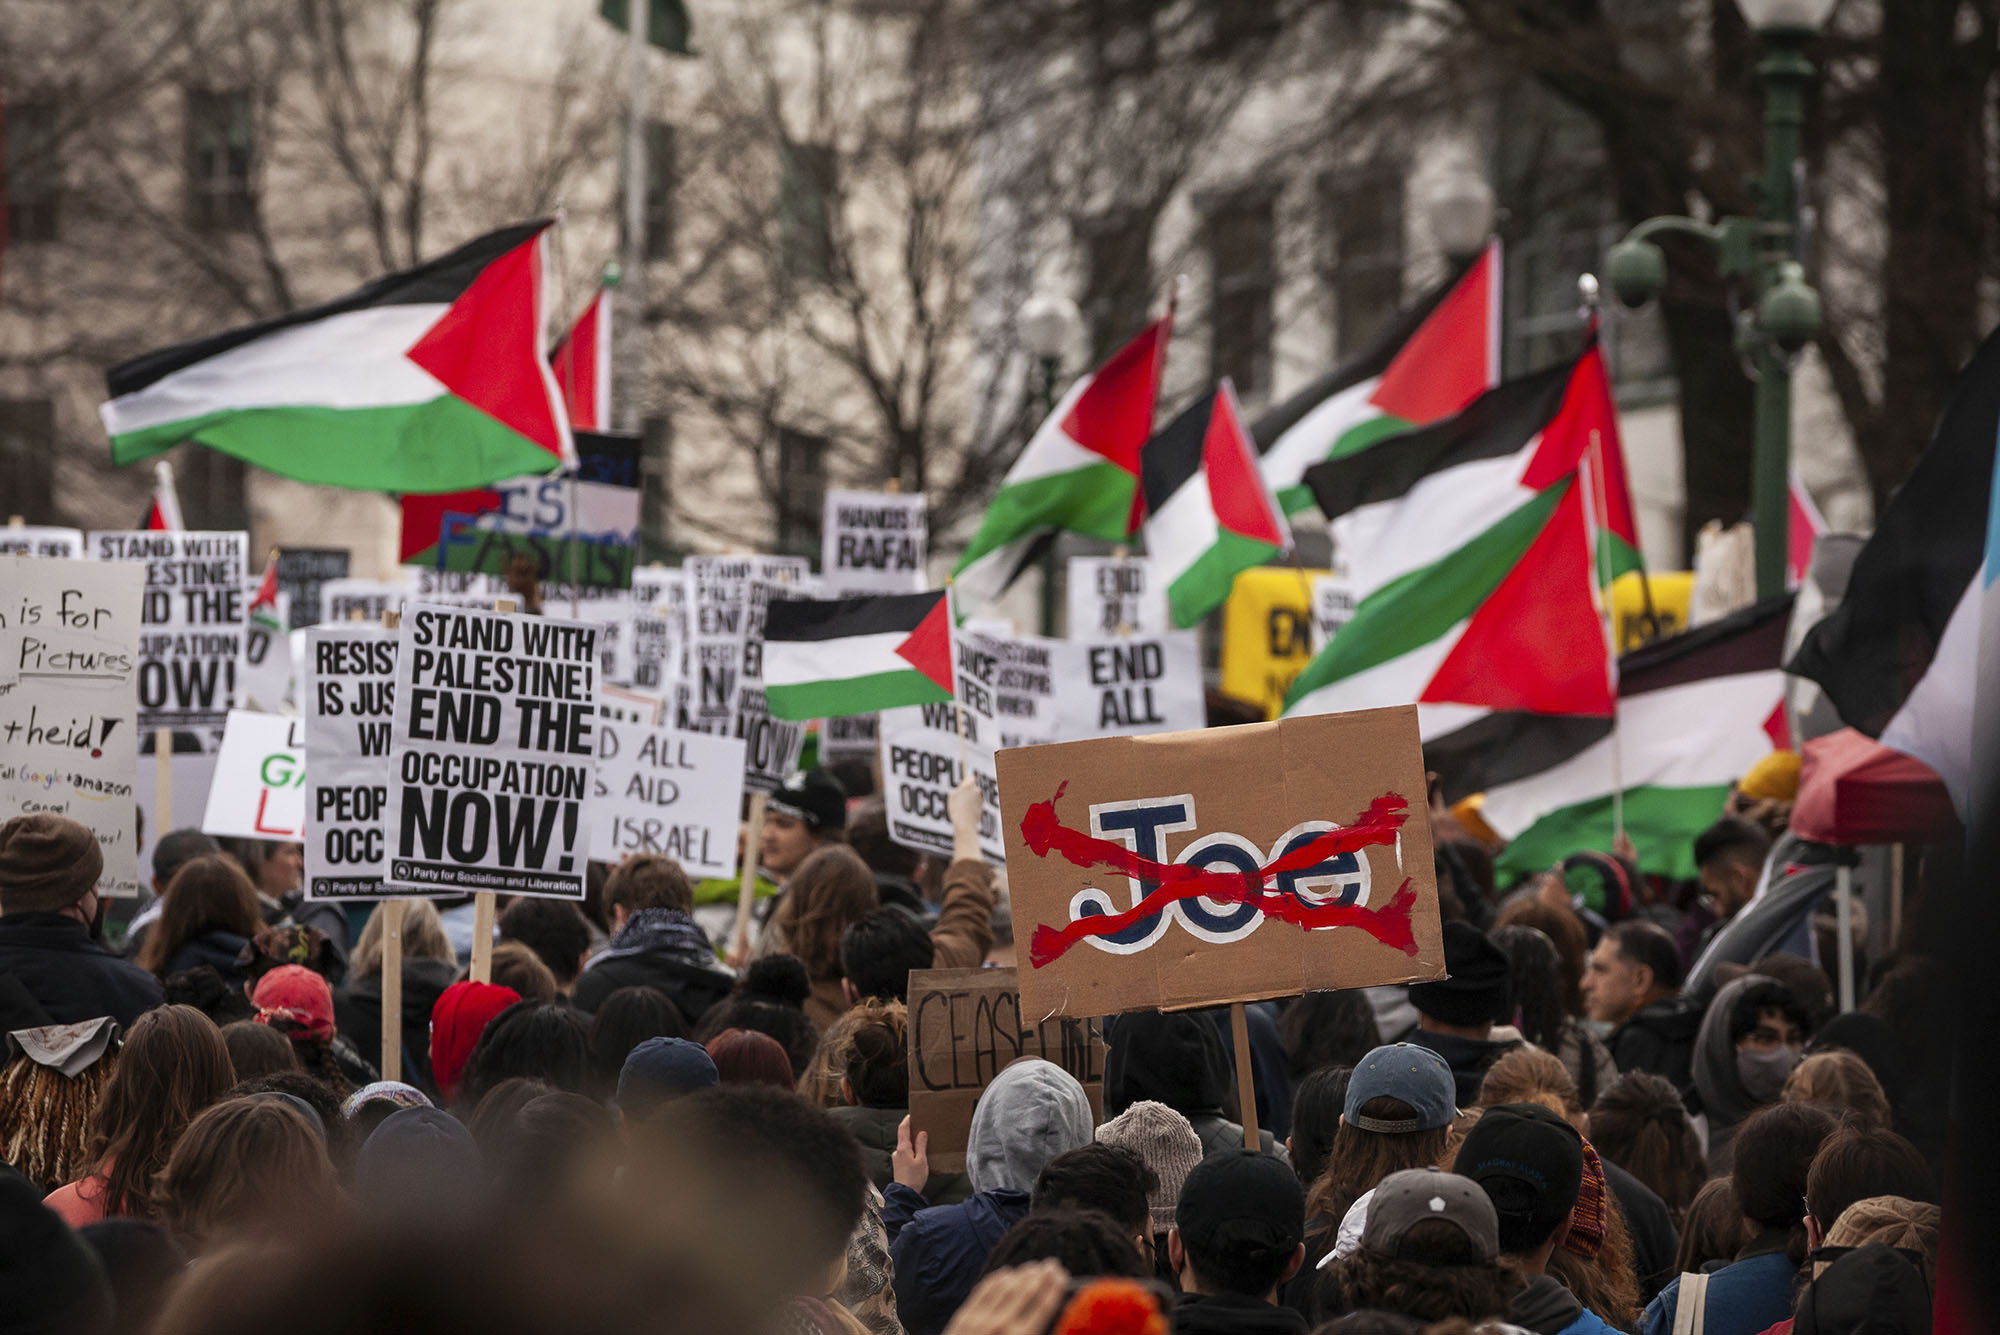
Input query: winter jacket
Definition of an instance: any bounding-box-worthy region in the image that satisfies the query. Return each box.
[800,857,997,1032]
[1689,977,1776,1174]
[1640,1241,1799,1335]
[0,913,163,1027]
[164,929,253,985]
[572,908,734,1023]
[1511,1273,1625,1335]
[1606,1159,1681,1304]
[335,956,459,1098]
[882,1183,1028,1335]
[1171,1293,1309,1335]
[1610,996,1703,1105]
[1407,1026,1523,1106]
[1190,1112,1282,1160]
[828,1103,971,1206]
[1106,1010,1282,1157]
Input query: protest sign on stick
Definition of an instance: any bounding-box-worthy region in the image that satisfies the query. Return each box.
[382,601,598,905]
[822,490,928,594]
[91,531,247,732]
[591,719,746,877]
[1066,555,1167,638]
[301,623,416,900]
[275,548,351,629]
[0,527,85,559]
[1309,573,1358,653]
[200,710,305,841]
[995,705,1445,1021]
[1051,631,1206,742]
[905,967,1106,1172]
[0,556,145,895]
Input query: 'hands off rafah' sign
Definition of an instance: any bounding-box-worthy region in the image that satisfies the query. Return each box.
[995,705,1445,1017]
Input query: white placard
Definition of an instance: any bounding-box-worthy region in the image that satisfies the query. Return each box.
[321,577,413,625]
[239,580,293,714]
[382,604,598,900]
[964,626,1058,750]
[590,718,746,876]
[1051,631,1207,741]
[1310,573,1358,653]
[200,709,305,841]
[273,547,351,629]
[0,527,85,559]
[91,531,247,730]
[876,617,1006,864]
[0,557,144,896]
[819,713,879,761]
[822,490,928,594]
[1066,555,1168,639]
[301,624,404,900]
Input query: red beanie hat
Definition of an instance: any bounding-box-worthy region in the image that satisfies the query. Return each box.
[430,980,521,1103]
[252,964,336,1042]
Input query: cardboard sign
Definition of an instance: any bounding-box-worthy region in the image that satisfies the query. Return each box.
[1051,632,1206,742]
[590,718,746,876]
[382,605,597,899]
[301,625,404,900]
[995,705,1445,1017]
[1309,574,1357,653]
[1218,566,1325,719]
[92,531,246,730]
[822,490,927,594]
[0,527,84,559]
[201,709,305,841]
[0,557,144,896]
[906,967,1106,1173]
[1066,556,1167,638]
[274,548,351,629]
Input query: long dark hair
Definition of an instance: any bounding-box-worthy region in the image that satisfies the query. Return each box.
[1304,1096,1450,1227]
[1277,991,1382,1079]
[86,1005,236,1217]
[135,856,262,978]
[454,1002,591,1109]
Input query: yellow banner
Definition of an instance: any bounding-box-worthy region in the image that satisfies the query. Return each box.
[1609,570,1692,655]
[1219,566,1325,719]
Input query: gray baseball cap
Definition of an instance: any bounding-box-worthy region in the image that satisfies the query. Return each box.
[1344,1043,1459,1133]
[1359,1168,1499,1263]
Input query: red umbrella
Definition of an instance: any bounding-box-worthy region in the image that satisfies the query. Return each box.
[1791,727,1961,845]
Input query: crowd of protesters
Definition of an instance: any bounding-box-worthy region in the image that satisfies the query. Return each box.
[0,746,1949,1335]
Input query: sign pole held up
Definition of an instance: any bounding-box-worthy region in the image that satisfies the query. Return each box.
[468,599,519,984]
[376,609,405,1080]
[1229,1001,1260,1151]
[154,732,172,845]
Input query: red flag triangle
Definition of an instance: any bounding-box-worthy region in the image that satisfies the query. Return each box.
[894,594,954,694]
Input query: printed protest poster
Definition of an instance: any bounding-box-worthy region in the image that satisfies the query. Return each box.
[996,706,1444,1017]
[91,531,246,731]
[274,548,351,629]
[239,578,293,714]
[200,710,304,841]
[1219,566,1324,719]
[821,490,927,594]
[819,713,878,761]
[733,579,807,792]
[966,626,1057,750]
[383,604,598,900]
[628,567,688,692]
[1066,555,1168,639]
[301,624,402,900]
[906,967,1105,1172]
[1051,631,1206,742]
[681,556,809,737]
[0,527,85,559]
[877,623,1004,864]
[1309,573,1357,653]
[0,556,145,896]
[590,718,746,876]
[322,577,413,625]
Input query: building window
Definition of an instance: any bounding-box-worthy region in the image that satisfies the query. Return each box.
[774,428,827,556]
[779,140,837,281]
[4,100,60,243]
[1077,207,1154,364]
[0,399,55,520]
[641,120,676,261]
[640,414,675,559]
[1206,192,1275,401]
[1326,166,1405,358]
[186,89,255,232]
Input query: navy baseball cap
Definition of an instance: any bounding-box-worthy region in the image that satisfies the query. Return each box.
[1344,1043,1459,1133]
[616,1037,719,1115]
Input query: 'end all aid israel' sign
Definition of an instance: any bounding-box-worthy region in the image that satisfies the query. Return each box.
[994,704,1445,1018]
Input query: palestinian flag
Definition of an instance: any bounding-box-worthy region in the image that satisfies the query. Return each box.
[101,221,572,494]
[142,460,183,531]
[1142,379,1290,628]
[1791,323,2000,816]
[1788,469,1827,589]
[1481,595,1794,882]
[1256,240,1500,516]
[551,285,611,431]
[1282,345,1637,735]
[763,590,955,720]
[953,315,1170,609]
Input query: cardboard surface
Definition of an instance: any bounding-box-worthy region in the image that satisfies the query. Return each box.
[906,967,1106,1173]
[996,705,1444,1019]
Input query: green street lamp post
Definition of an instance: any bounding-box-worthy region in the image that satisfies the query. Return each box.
[1604,0,1833,599]
[1018,291,1082,636]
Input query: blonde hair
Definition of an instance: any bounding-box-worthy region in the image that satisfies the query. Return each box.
[1478,1048,1584,1128]
[349,900,453,979]
[0,1050,118,1193]
[1783,1050,1891,1133]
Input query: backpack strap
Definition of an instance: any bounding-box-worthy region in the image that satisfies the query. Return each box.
[1671,1270,1713,1335]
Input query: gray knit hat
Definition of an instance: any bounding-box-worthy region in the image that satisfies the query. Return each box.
[1097,1099,1203,1233]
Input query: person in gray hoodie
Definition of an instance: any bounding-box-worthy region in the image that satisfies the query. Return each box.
[881,1058,1094,1335]
[1690,974,1810,1173]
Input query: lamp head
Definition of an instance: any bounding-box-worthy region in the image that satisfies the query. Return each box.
[1758,262,1821,352]
[1605,239,1667,309]
[1424,167,1496,263]
[1737,0,1837,35]
[1017,292,1081,361]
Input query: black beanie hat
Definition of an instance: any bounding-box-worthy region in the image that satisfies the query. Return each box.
[768,769,849,832]
[1104,1009,1230,1116]
[0,1165,114,1334]
[1175,1149,1306,1265]
[1795,1244,1932,1335]
[1409,921,1512,1026]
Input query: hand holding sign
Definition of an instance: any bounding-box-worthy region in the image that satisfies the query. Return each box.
[892,1115,929,1192]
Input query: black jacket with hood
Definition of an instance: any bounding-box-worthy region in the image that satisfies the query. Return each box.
[0,912,163,1027]
[1610,995,1703,1105]
[1105,1009,1280,1157]
[1171,1292,1308,1335]
[1406,1026,1524,1106]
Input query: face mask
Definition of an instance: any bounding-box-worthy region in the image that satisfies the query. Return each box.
[1584,1018,1617,1041]
[1736,1044,1800,1103]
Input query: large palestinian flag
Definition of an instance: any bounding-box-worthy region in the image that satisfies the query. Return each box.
[1142,379,1290,627]
[1256,240,1500,516]
[1283,346,1637,742]
[953,316,1170,610]
[763,590,955,719]
[1791,323,2000,816]
[1481,595,1793,882]
[102,222,572,494]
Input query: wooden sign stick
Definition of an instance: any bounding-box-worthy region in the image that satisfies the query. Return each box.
[154,731,173,843]
[1230,1001,1261,1151]
[377,608,405,1080]
[470,599,518,984]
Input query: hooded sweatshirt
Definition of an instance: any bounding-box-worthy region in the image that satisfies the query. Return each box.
[1689,975,1769,1174]
[1106,1010,1280,1157]
[1511,1272,1623,1335]
[885,1059,1094,1335]
[1611,994,1704,1105]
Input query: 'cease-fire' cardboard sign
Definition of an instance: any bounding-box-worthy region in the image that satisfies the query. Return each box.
[906,967,1106,1174]
[995,705,1444,1018]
